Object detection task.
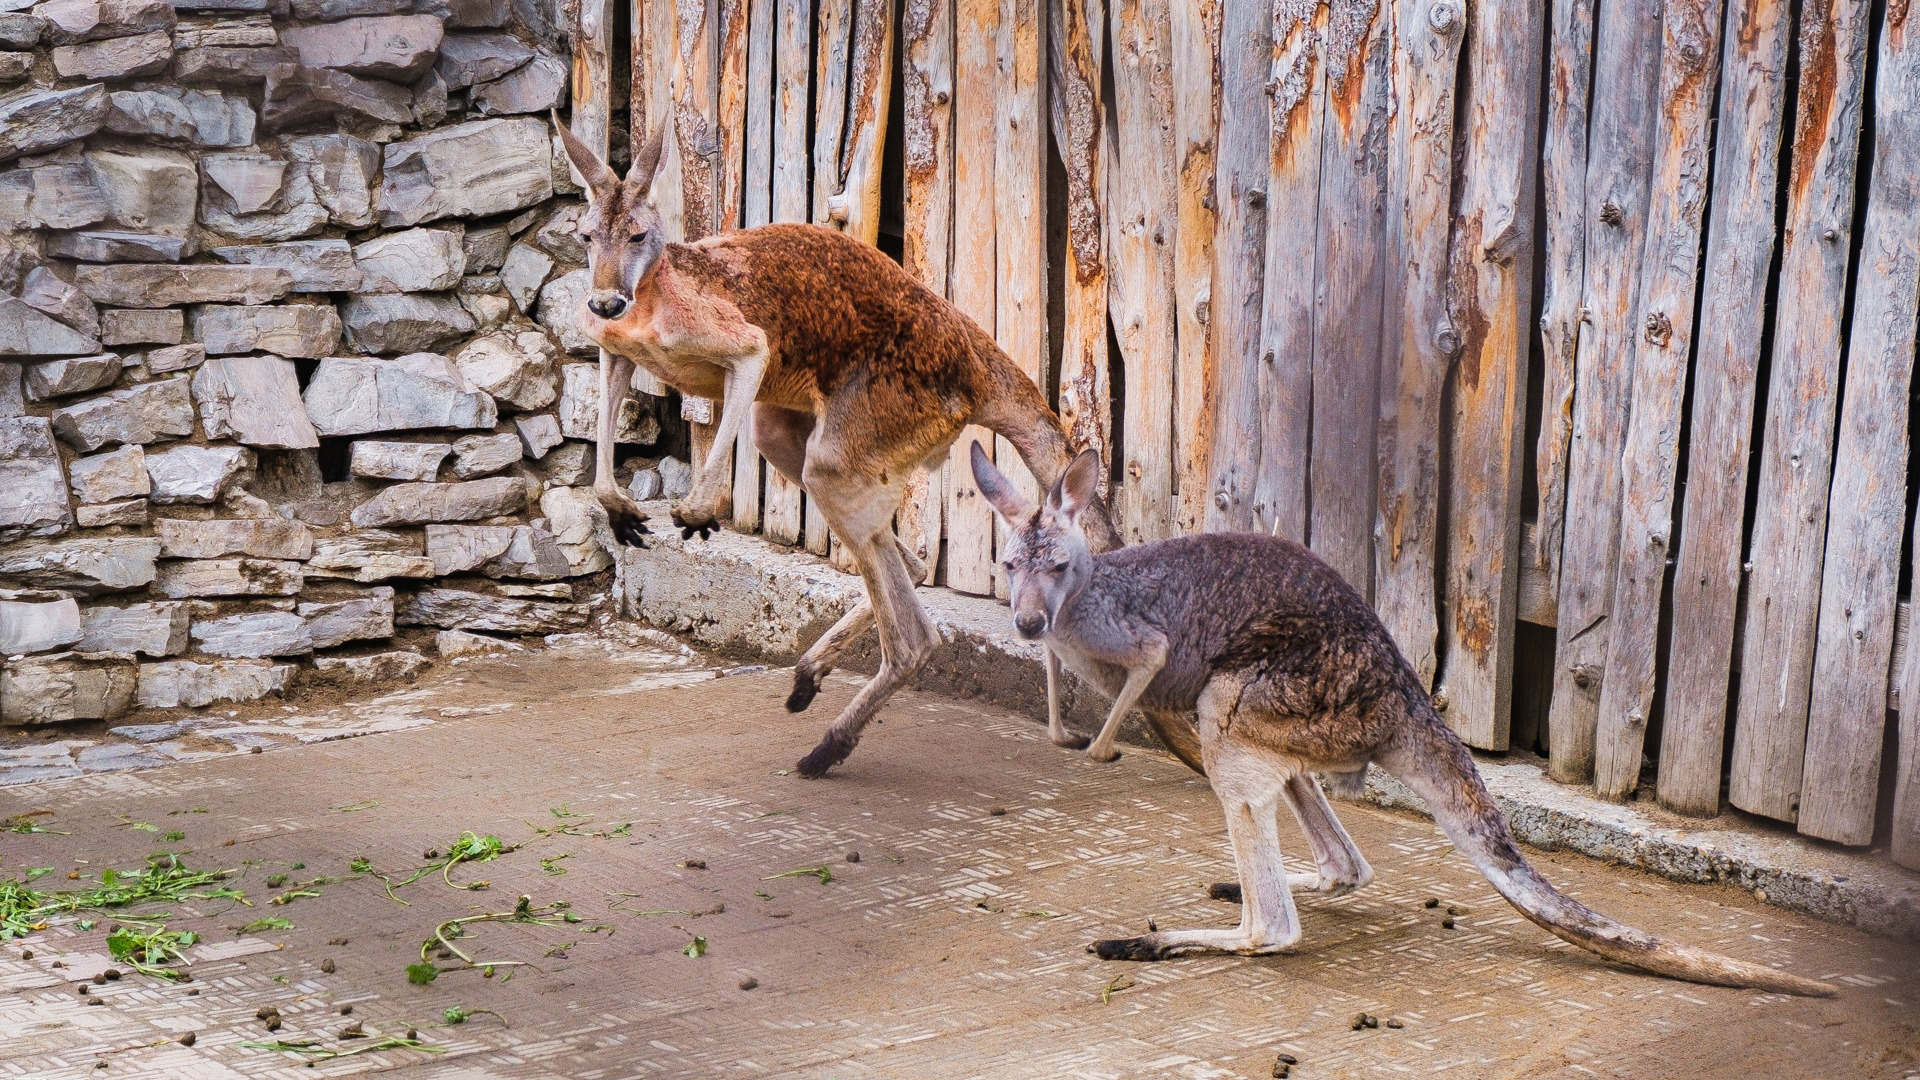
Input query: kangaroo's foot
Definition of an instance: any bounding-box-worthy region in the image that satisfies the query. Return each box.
[795,727,856,778]
[1089,927,1296,961]
[786,669,821,713]
[1051,730,1091,750]
[670,501,717,541]
[1207,882,1241,903]
[1086,745,1122,763]
[1208,874,1359,902]
[608,505,652,548]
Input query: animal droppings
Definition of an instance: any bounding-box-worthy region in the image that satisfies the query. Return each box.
[739,976,759,990]
[1423,897,1439,908]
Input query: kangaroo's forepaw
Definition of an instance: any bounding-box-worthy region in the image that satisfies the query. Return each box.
[1207,882,1242,903]
[671,505,717,541]
[786,670,821,713]
[1089,936,1169,962]
[610,509,652,548]
[1051,731,1091,751]
[1085,745,1122,764]
[795,732,854,779]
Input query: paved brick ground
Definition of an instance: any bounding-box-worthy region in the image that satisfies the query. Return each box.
[2,644,1916,1080]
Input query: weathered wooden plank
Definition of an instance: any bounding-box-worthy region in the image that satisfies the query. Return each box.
[569,0,611,162]
[1107,0,1177,543]
[945,0,999,594]
[900,0,954,581]
[1051,0,1110,475]
[1799,3,1920,845]
[733,0,776,533]
[992,0,1046,596]
[1589,0,1725,798]
[673,0,718,240]
[645,0,685,239]
[1439,0,1542,751]
[1544,0,1662,785]
[1251,0,1322,543]
[836,0,896,244]
[1374,0,1462,688]
[1729,0,1873,824]
[1305,0,1387,595]
[1203,0,1275,532]
[1170,0,1219,536]
[762,0,811,546]
[1531,0,1595,602]
[1901,578,1920,867]
[1655,0,1793,818]
[812,0,854,228]
[717,0,750,232]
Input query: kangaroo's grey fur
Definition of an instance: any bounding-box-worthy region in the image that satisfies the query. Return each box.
[970,443,1833,997]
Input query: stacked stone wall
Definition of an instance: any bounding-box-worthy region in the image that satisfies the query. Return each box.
[0,0,688,723]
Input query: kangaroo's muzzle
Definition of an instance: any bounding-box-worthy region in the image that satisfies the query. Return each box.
[1015,611,1046,639]
[587,290,629,319]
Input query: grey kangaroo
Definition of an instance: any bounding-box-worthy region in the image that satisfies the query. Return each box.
[970,443,1834,996]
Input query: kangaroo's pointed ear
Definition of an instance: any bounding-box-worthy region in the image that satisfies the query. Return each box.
[553,111,618,203]
[631,120,667,196]
[1049,449,1103,524]
[970,440,1035,524]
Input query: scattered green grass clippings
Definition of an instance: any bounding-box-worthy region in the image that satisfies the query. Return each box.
[355,832,514,905]
[238,916,295,934]
[755,889,773,900]
[1017,910,1062,919]
[76,920,94,932]
[1101,975,1135,1005]
[125,822,159,833]
[265,875,288,888]
[440,1005,503,1025]
[163,831,186,842]
[406,962,440,985]
[4,812,66,835]
[411,894,568,979]
[106,926,199,979]
[539,853,572,877]
[167,807,208,816]
[329,800,379,813]
[763,865,832,885]
[754,808,797,819]
[1,854,245,942]
[549,805,585,820]
[683,935,707,959]
[26,867,53,881]
[242,1036,445,1061]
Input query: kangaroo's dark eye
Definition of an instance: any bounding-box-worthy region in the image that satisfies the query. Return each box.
[1051,561,1069,574]
[630,230,649,243]
[578,232,592,244]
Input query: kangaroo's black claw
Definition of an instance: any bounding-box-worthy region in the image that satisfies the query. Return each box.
[786,672,820,713]
[795,730,855,778]
[1089,936,1166,962]
[612,512,653,548]
[680,523,714,541]
[1207,882,1243,903]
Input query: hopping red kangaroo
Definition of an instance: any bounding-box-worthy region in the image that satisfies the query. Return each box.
[556,119,1120,777]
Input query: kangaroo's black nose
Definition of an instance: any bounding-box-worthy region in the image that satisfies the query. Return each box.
[1015,612,1045,639]
[587,291,628,319]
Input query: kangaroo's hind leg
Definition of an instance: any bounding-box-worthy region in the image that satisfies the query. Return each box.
[1208,773,1373,903]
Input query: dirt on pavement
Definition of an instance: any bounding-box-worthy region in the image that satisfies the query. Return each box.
[2,640,1917,1080]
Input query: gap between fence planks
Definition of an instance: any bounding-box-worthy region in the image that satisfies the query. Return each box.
[1729,0,1872,824]
[1798,0,1920,846]
[900,0,955,581]
[1374,0,1462,690]
[1105,0,1178,545]
[1590,0,1725,799]
[1169,0,1219,537]
[1438,0,1541,752]
[1544,0,1662,785]
[945,0,999,595]
[1531,0,1594,607]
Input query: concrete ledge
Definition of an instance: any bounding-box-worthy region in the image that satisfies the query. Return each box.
[616,503,1920,941]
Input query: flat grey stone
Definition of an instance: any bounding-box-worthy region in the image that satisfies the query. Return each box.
[145,442,253,504]
[173,44,297,83]
[0,363,19,418]
[349,439,450,481]
[454,325,555,410]
[0,594,82,654]
[99,307,184,345]
[396,586,585,633]
[45,230,190,262]
[75,263,291,307]
[0,13,43,47]
[213,238,361,291]
[0,82,107,163]
[659,455,691,498]
[471,48,563,115]
[305,529,432,581]
[0,417,75,541]
[433,29,527,87]
[515,411,561,458]
[462,223,510,272]
[426,521,568,578]
[20,266,99,338]
[409,65,447,126]
[460,290,510,330]
[75,499,147,527]
[77,600,187,656]
[531,201,585,264]
[49,376,194,449]
[349,474,526,526]
[626,465,660,501]
[2,651,136,723]
[353,225,465,293]
[0,49,28,80]
[260,62,415,130]
[0,536,159,591]
[154,515,312,558]
[289,0,405,16]
[193,355,321,449]
[153,557,301,597]
[136,657,292,707]
[105,86,255,146]
[419,0,502,26]
[190,304,340,359]
[85,148,197,234]
[0,297,102,357]
[67,444,149,503]
[434,627,520,655]
[31,0,173,43]
[498,240,552,312]
[24,354,119,400]
[337,292,475,354]
[305,351,496,433]
[171,14,276,47]
[449,431,520,478]
[298,585,392,648]
[558,361,657,443]
[285,132,376,227]
[377,116,552,227]
[199,151,286,215]
[191,609,312,657]
[198,157,329,241]
[0,161,110,231]
[280,13,441,80]
[50,28,173,79]
[537,439,591,485]
[535,269,598,356]
[311,649,425,682]
[144,342,206,373]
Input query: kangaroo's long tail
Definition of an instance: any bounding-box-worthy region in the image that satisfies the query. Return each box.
[1376,700,1836,997]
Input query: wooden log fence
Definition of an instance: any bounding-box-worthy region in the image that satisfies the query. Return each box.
[577,0,1920,869]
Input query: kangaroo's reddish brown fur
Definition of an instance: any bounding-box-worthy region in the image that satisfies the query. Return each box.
[556,118,1119,777]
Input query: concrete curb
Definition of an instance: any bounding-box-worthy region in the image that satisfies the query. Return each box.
[615,503,1920,941]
